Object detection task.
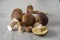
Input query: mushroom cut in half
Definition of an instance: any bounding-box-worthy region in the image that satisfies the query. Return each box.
[11,8,23,21]
[22,13,35,26]
[38,12,48,26]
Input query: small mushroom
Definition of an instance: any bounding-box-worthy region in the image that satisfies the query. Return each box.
[22,13,35,26]
[26,5,33,13]
[25,26,32,32]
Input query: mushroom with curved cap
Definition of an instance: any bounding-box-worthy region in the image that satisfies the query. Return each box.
[38,12,48,26]
[7,8,24,32]
[22,13,35,26]
[26,5,33,13]
[32,24,48,36]
[11,8,23,21]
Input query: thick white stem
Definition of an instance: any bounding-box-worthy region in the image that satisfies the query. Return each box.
[37,24,42,32]
[7,18,19,31]
[17,23,23,32]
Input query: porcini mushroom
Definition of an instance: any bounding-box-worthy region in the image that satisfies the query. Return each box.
[25,26,32,32]
[7,8,23,31]
[38,12,48,26]
[11,8,23,21]
[32,24,48,36]
[22,13,35,26]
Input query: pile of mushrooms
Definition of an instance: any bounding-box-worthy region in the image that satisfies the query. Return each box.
[7,5,48,36]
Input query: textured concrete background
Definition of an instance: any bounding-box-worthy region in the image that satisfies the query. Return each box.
[0,0,60,40]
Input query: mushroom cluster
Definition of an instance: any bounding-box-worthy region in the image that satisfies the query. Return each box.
[7,5,48,36]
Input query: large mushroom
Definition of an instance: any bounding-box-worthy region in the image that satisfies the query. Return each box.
[22,13,35,32]
[7,8,24,31]
[32,24,48,36]
[22,13,35,26]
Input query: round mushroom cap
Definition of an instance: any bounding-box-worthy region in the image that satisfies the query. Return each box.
[22,13,35,26]
[25,26,31,32]
[38,12,48,26]
[11,8,23,21]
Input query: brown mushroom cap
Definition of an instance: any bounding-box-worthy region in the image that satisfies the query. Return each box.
[25,26,31,32]
[22,13,35,26]
[38,12,48,26]
[11,8,23,21]
[27,5,33,13]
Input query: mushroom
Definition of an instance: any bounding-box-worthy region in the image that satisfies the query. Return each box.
[11,8,23,21]
[25,26,32,32]
[17,21,24,32]
[32,24,48,36]
[22,13,35,26]
[7,8,24,31]
[38,12,48,26]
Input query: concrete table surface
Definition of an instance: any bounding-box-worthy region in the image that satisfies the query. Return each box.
[0,0,60,40]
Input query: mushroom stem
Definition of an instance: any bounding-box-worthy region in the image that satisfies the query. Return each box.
[32,14,39,22]
[7,18,19,31]
[34,22,40,27]
[37,24,42,32]
[17,23,23,32]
